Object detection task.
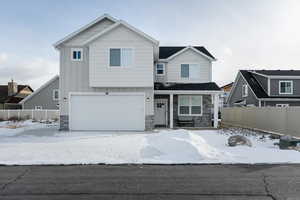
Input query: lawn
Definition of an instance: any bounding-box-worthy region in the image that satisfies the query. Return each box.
[0,120,300,165]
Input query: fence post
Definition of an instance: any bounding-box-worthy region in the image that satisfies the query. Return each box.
[45,110,48,121]
[18,110,20,120]
[7,110,10,120]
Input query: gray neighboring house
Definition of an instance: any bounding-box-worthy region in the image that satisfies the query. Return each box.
[227,70,300,107]
[20,75,59,110]
[53,14,222,131]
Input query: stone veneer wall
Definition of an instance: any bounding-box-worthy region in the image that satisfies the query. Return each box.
[173,94,212,127]
[59,115,69,131]
[145,115,154,130]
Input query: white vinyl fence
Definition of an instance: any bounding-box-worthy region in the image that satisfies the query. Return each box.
[0,110,59,121]
[221,107,300,137]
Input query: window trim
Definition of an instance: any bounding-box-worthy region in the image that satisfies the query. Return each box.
[71,48,83,61]
[156,63,165,76]
[242,84,248,97]
[279,80,293,95]
[35,106,42,110]
[178,95,203,116]
[109,47,134,68]
[53,89,59,101]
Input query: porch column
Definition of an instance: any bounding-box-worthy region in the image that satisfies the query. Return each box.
[213,93,219,128]
[170,94,173,129]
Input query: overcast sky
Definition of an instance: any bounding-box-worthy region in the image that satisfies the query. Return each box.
[0,0,299,89]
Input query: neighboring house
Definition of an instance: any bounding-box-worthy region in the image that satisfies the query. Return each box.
[54,14,222,131]
[220,82,233,107]
[228,70,300,107]
[0,80,33,109]
[20,75,59,110]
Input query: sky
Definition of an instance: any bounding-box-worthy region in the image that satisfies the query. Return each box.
[0,0,300,89]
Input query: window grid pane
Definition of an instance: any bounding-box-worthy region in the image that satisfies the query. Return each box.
[191,106,201,114]
[191,96,201,105]
[156,64,164,74]
[110,49,121,66]
[181,64,189,78]
[179,106,190,115]
[179,96,189,106]
[121,48,133,66]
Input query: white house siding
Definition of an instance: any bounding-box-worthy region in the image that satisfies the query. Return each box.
[59,47,154,117]
[88,25,154,87]
[64,19,115,46]
[166,49,212,83]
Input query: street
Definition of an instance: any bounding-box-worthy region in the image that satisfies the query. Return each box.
[0,164,300,200]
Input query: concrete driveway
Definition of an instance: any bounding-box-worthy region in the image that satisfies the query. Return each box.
[0,164,299,200]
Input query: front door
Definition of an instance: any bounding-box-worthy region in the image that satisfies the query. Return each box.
[154,99,168,126]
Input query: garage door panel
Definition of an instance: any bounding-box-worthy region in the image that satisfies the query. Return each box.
[70,93,145,131]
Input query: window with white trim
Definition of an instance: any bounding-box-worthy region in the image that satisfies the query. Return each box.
[35,106,42,110]
[279,81,293,94]
[242,84,248,97]
[156,63,165,75]
[180,64,200,79]
[53,89,59,101]
[109,48,133,67]
[71,48,83,61]
[178,95,202,116]
[276,104,289,108]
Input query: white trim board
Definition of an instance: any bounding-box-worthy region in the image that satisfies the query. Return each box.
[164,46,216,62]
[81,20,159,46]
[154,90,223,94]
[53,14,118,48]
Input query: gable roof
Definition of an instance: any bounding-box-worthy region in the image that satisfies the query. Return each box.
[53,14,118,48]
[240,70,300,99]
[81,20,159,46]
[159,46,216,60]
[154,82,220,91]
[252,70,300,76]
[221,82,234,89]
[0,85,33,104]
[20,75,59,105]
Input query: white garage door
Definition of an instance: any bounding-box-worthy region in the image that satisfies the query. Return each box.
[69,93,145,131]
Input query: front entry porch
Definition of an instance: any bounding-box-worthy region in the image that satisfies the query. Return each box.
[154,92,220,129]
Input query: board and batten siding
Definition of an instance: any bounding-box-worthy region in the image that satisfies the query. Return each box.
[23,77,59,110]
[88,25,154,87]
[166,49,212,83]
[64,19,115,46]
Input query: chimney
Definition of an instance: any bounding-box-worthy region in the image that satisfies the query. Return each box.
[8,79,18,96]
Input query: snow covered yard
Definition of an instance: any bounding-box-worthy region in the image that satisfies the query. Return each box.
[0,120,300,165]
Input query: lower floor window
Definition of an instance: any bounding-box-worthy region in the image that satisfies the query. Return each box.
[276,104,289,108]
[178,95,202,115]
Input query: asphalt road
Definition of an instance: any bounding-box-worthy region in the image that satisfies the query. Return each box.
[0,164,300,200]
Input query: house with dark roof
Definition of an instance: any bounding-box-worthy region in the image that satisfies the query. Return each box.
[0,80,33,109]
[220,82,234,107]
[227,70,300,107]
[54,14,222,131]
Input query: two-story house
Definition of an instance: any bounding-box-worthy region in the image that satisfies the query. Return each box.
[54,14,221,131]
[228,70,300,107]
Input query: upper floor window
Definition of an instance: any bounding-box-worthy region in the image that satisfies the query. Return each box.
[71,48,83,61]
[109,48,133,67]
[156,63,165,75]
[279,81,293,94]
[242,84,248,97]
[180,64,200,79]
[53,89,59,101]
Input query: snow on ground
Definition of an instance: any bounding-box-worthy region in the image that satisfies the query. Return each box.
[0,122,300,165]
